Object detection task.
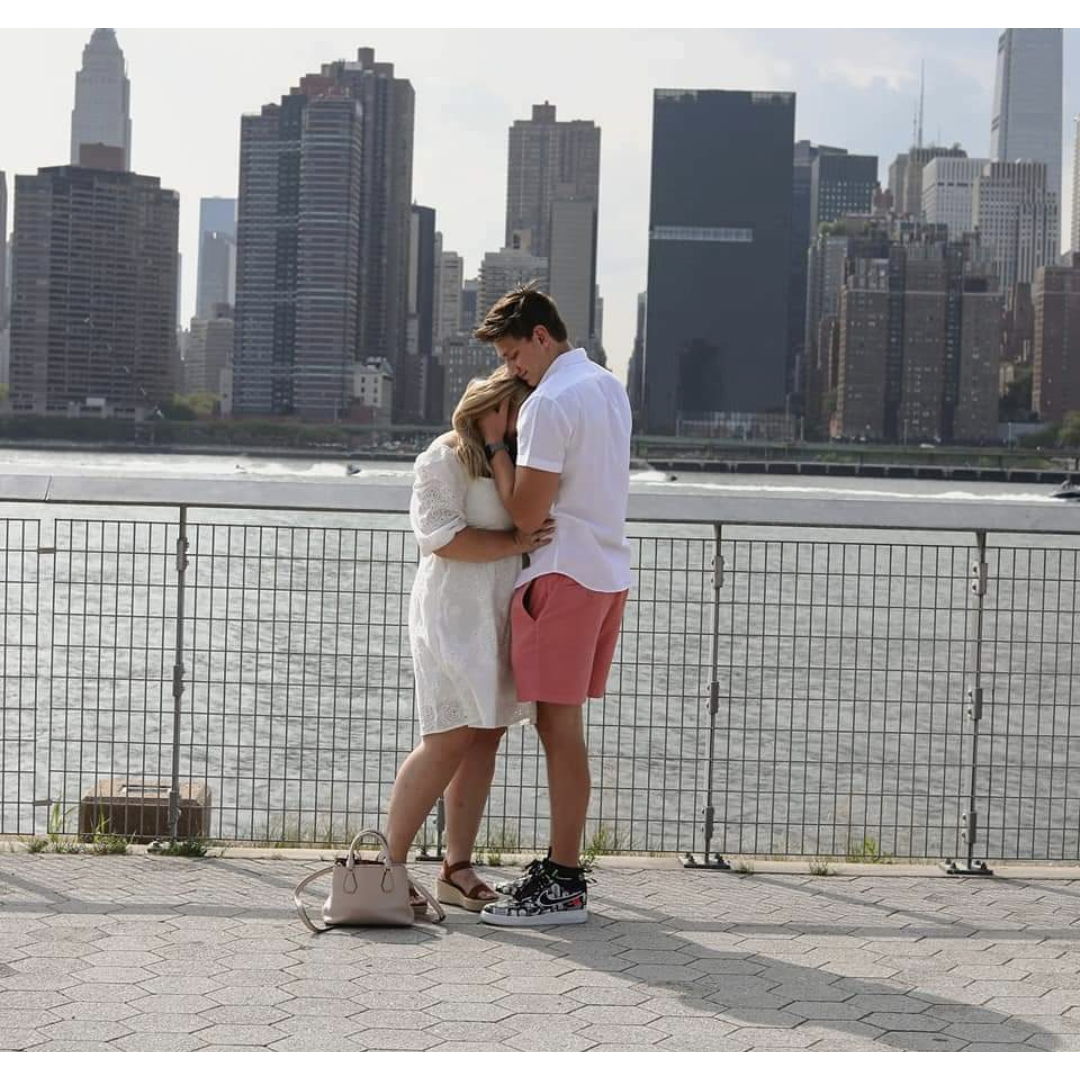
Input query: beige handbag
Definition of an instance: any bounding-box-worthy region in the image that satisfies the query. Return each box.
[293,828,444,932]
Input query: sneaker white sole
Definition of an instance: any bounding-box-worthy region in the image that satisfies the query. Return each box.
[479,908,588,927]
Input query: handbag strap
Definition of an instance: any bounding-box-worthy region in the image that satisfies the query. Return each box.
[293,864,334,933]
[292,863,446,932]
[408,873,446,923]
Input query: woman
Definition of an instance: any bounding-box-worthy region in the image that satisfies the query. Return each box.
[383,368,550,912]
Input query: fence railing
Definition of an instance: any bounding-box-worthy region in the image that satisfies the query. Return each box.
[2,475,1080,868]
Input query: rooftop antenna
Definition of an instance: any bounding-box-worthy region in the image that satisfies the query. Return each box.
[917,61,925,149]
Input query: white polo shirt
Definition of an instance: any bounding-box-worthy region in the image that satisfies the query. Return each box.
[516,348,632,593]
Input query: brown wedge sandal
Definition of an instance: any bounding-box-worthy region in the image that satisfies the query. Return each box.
[436,860,499,913]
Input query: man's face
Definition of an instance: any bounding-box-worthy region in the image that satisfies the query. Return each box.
[496,329,549,387]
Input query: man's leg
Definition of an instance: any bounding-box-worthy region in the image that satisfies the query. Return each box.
[535,702,590,867]
[385,726,477,864]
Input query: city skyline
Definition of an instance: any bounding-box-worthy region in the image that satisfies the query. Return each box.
[1,28,1078,385]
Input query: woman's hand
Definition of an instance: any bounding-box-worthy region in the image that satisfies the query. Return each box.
[479,398,509,444]
[513,517,555,554]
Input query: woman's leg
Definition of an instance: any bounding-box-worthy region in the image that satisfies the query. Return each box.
[442,728,506,895]
[385,726,477,864]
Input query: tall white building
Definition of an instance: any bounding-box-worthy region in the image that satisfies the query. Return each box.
[922,157,990,237]
[547,199,597,347]
[433,238,464,349]
[1072,115,1080,254]
[990,29,1063,241]
[70,29,132,170]
[974,161,1058,292]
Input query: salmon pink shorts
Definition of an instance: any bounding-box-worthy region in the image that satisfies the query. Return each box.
[511,573,628,706]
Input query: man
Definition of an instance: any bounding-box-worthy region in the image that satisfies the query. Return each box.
[475,285,631,926]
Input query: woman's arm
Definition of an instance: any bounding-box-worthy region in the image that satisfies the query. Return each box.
[433,522,553,563]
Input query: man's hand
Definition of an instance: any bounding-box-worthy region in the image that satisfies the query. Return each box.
[479,399,509,444]
[512,517,555,554]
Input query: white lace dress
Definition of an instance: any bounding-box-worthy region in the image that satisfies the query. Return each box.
[408,440,535,735]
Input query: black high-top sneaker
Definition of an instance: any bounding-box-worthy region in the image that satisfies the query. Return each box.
[494,854,547,896]
[480,860,588,927]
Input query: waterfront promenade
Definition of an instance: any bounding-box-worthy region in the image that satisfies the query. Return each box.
[2,852,1080,1051]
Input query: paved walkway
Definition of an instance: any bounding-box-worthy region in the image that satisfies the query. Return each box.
[1,854,1080,1051]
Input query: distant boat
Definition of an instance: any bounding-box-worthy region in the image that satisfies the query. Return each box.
[1050,480,1080,500]
[630,457,677,482]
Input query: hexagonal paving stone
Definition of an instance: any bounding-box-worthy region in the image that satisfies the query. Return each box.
[135,992,218,1014]
[47,1001,140,1023]
[877,1031,969,1051]
[112,1033,208,1052]
[136,976,221,996]
[39,1019,133,1042]
[124,1013,214,1035]
[27,1041,122,1052]
[272,1015,366,1038]
[347,1010,435,1031]
[198,1005,291,1026]
[349,1029,442,1051]
[63,983,148,1004]
[207,984,295,1007]
[504,1031,595,1052]
[196,1024,284,1047]
[279,996,359,1018]
[576,1023,667,1045]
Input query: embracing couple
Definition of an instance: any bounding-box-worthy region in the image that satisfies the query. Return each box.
[382,286,631,927]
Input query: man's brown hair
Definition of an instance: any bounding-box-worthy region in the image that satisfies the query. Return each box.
[473,282,569,343]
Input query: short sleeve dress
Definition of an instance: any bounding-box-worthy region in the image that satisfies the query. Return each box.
[408,439,534,735]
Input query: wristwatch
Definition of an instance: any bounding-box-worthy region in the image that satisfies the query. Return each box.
[484,441,510,461]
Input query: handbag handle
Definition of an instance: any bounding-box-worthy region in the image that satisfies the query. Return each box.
[345,828,393,870]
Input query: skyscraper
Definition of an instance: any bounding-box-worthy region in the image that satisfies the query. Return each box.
[974,160,1058,293]
[506,103,600,351]
[990,29,1063,231]
[183,303,234,401]
[626,291,646,415]
[835,231,1000,444]
[433,240,464,348]
[1072,115,1080,253]
[9,164,178,417]
[398,204,437,423]
[478,247,548,315]
[196,198,237,319]
[232,48,414,419]
[643,88,795,434]
[803,219,892,438]
[921,157,989,237]
[506,102,600,257]
[1033,253,1080,422]
[70,29,132,170]
[0,171,8,386]
[888,145,967,219]
[809,151,878,232]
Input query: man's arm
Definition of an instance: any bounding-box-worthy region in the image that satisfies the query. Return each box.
[489,454,559,533]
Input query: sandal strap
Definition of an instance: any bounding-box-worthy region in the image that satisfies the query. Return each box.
[440,862,498,900]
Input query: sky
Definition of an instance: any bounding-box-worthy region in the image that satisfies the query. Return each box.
[1,28,1078,383]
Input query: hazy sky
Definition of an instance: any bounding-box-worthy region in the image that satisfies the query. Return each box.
[1,28,1077,381]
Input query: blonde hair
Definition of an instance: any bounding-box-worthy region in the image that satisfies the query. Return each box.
[451,368,530,480]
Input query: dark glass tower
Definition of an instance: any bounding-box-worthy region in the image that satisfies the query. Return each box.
[644,89,795,434]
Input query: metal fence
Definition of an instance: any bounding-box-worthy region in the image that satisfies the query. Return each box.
[2,482,1079,868]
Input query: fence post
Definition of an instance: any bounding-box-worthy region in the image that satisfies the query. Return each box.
[683,522,730,870]
[945,529,993,876]
[168,506,189,841]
